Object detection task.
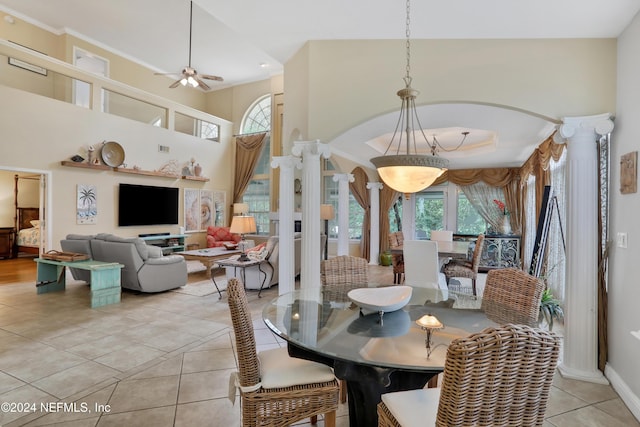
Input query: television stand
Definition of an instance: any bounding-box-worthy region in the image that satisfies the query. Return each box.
[139,234,187,255]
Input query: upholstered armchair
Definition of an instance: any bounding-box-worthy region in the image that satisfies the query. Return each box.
[206,226,241,248]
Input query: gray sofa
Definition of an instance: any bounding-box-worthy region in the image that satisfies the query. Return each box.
[61,233,187,293]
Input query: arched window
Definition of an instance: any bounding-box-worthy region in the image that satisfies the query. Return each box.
[240,95,271,235]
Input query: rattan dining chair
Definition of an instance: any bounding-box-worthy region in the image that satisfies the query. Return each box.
[377,324,560,427]
[226,278,340,427]
[388,231,405,284]
[320,254,368,403]
[443,234,485,296]
[481,268,545,327]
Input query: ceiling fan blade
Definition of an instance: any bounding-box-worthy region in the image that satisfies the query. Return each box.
[194,77,210,91]
[169,79,182,89]
[154,72,180,76]
[200,74,224,82]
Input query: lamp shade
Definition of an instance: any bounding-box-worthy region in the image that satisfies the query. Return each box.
[320,204,335,220]
[233,203,249,215]
[230,215,256,235]
[372,155,448,194]
[416,314,443,329]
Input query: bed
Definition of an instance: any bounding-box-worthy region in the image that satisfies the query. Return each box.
[13,173,42,256]
[15,207,40,254]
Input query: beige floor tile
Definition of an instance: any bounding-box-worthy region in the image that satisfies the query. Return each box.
[96,405,175,427]
[136,328,202,352]
[42,328,109,350]
[107,376,179,413]
[0,384,56,426]
[23,384,116,426]
[0,371,26,394]
[31,361,120,399]
[178,369,235,403]
[552,374,619,404]
[3,347,87,383]
[545,386,590,417]
[182,348,236,373]
[594,398,640,426]
[128,356,184,380]
[174,399,240,427]
[66,335,139,360]
[546,405,633,427]
[93,344,165,372]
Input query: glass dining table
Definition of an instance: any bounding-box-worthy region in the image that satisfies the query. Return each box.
[262,285,497,427]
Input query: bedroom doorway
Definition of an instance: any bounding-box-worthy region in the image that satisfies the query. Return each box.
[0,167,52,256]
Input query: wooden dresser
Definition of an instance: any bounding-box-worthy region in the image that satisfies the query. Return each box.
[0,227,15,259]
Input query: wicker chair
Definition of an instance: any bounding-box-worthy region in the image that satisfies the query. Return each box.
[377,324,560,427]
[481,268,545,327]
[443,234,485,296]
[226,278,340,427]
[388,231,405,284]
[320,255,368,403]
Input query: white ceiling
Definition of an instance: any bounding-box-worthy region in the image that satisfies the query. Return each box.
[0,0,637,168]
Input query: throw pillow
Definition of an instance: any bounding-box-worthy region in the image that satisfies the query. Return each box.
[247,242,267,253]
[248,247,269,261]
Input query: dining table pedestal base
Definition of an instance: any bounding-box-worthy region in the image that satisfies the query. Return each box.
[289,344,436,427]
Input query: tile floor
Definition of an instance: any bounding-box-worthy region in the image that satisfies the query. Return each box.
[0,264,637,427]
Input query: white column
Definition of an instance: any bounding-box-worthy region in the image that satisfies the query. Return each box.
[333,173,354,256]
[367,182,383,265]
[402,193,415,240]
[557,113,614,384]
[292,140,331,289]
[271,156,302,295]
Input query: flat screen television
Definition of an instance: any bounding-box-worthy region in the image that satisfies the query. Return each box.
[118,183,179,226]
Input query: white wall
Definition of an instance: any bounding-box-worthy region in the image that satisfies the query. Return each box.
[606,9,640,420]
[0,85,233,249]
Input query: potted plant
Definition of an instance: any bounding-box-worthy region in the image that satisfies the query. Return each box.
[539,288,564,331]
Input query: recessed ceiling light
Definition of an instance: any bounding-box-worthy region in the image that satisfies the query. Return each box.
[4,15,15,24]
[259,62,269,69]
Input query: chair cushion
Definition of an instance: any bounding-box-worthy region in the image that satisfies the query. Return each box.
[258,347,335,389]
[381,388,440,427]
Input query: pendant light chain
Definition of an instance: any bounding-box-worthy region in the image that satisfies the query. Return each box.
[405,0,412,85]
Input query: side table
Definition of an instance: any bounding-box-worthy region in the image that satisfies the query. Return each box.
[212,258,269,299]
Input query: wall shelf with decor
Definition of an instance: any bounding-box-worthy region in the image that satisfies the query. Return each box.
[60,161,209,182]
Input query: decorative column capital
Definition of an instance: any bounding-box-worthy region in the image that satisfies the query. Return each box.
[292,140,331,159]
[366,182,384,191]
[333,173,354,183]
[560,113,615,139]
[271,155,302,170]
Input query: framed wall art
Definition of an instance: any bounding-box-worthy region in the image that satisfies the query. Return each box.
[77,184,97,224]
[620,151,637,194]
[184,189,226,232]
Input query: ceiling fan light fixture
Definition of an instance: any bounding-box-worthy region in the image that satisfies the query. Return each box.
[187,76,198,87]
[180,78,188,86]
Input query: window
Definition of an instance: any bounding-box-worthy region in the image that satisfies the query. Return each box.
[240,95,271,235]
[322,159,364,239]
[412,183,486,238]
[457,190,487,235]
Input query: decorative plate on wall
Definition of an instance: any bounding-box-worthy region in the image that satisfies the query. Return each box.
[101,141,125,167]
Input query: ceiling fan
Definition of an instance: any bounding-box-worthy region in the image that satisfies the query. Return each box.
[155,1,223,90]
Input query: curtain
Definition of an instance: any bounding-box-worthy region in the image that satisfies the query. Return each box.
[349,167,371,261]
[379,186,400,254]
[545,151,567,303]
[523,175,537,272]
[232,132,268,203]
[433,168,520,187]
[459,181,506,233]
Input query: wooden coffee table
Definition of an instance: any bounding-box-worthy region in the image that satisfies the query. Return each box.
[176,247,241,279]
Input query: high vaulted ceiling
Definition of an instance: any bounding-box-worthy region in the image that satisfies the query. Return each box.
[1,0,638,90]
[0,0,637,169]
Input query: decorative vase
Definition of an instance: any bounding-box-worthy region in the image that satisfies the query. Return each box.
[380,251,393,266]
[502,215,512,235]
[194,163,202,177]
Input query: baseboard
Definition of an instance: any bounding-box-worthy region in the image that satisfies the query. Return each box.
[605,363,640,422]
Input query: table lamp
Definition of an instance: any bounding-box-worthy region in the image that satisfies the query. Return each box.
[233,203,249,216]
[230,215,256,262]
[320,204,335,260]
[416,314,444,359]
